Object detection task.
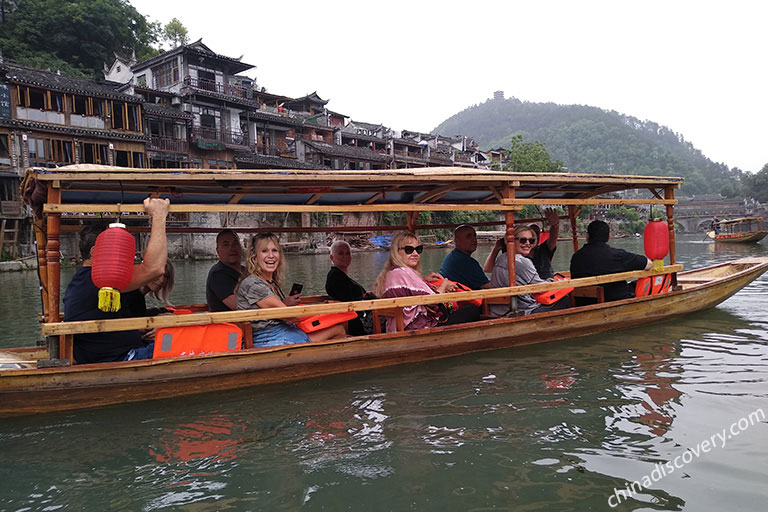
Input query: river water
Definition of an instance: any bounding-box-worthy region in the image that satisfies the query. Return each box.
[0,235,766,511]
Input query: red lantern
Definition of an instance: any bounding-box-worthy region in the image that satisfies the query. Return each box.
[643,218,669,272]
[91,223,135,312]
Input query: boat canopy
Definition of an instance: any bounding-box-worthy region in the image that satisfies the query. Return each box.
[23,165,684,215]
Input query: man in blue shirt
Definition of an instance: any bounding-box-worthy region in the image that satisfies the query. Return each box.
[440,225,491,290]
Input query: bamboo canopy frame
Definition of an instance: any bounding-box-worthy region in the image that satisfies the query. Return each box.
[22,165,684,356]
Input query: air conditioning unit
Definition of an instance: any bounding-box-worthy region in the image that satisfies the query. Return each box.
[171,96,181,106]
[181,103,193,113]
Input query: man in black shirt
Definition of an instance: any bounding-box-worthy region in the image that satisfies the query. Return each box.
[570,220,651,303]
[206,229,244,312]
[529,208,561,279]
[325,240,374,335]
[64,198,170,363]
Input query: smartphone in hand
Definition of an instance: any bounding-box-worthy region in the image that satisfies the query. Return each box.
[289,283,303,296]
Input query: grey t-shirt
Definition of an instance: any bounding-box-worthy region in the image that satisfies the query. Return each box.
[489,253,546,316]
[236,275,285,331]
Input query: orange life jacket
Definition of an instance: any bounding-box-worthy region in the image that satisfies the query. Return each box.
[635,274,672,297]
[426,277,483,308]
[296,311,358,333]
[534,274,574,305]
[153,323,242,358]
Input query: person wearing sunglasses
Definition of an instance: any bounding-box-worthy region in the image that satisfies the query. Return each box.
[486,225,570,317]
[528,207,561,279]
[373,232,480,332]
[236,233,346,347]
[439,225,492,290]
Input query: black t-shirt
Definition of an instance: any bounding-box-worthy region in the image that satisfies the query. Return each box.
[570,242,648,301]
[325,266,366,302]
[531,242,556,279]
[63,266,144,364]
[206,261,242,312]
[325,266,370,336]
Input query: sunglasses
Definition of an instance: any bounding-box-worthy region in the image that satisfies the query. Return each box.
[516,237,536,245]
[400,245,424,255]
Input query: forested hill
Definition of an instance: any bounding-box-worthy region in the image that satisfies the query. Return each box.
[432,97,740,196]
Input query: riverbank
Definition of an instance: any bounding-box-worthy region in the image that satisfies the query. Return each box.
[0,258,37,272]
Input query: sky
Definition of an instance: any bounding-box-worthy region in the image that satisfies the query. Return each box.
[129,0,767,173]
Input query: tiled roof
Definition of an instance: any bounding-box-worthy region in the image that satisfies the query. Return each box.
[0,119,147,142]
[303,141,390,162]
[233,152,318,169]
[142,103,194,119]
[287,92,328,107]
[240,110,305,127]
[340,132,386,144]
[391,137,424,148]
[349,120,385,131]
[133,40,253,74]
[4,64,140,102]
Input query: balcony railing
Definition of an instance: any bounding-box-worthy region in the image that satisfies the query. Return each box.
[148,136,188,153]
[183,76,251,99]
[191,126,247,146]
[454,154,473,163]
[253,143,293,157]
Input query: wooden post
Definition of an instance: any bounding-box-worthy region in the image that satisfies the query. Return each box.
[568,205,579,253]
[34,218,49,319]
[406,211,418,234]
[503,185,516,287]
[665,186,676,265]
[45,184,62,359]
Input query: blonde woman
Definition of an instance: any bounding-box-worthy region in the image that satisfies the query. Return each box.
[236,233,345,346]
[485,225,569,316]
[373,232,479,332]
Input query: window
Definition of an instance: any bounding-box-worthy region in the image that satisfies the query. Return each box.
[17,86,63,112]
[136,74,147,88]
[0,134,10,165]
[28,137,73,165]
[207,159,232,169]
[109,101,142,131]
[114,150,146,168]
[79,142,109,164]
[115,150,130,167]
[153,60,180,88]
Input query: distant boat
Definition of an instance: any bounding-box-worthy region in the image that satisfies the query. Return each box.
[369,235,392,248]
[706,217,767,243]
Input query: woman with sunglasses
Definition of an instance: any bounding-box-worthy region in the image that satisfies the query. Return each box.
[485,225,569,316]
[373,232,480,332]
[236,233,346,346]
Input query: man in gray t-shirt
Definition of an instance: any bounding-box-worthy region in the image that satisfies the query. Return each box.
[206,230,243,312]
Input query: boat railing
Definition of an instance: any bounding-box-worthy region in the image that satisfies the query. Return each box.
[41,265,683,340]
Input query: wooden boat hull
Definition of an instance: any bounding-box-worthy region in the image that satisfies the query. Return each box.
[2,258,767,418]
[708,231,768,243]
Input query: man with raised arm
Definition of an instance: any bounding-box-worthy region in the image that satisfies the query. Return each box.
[206,229,244,312]
[64,197,170,364]
[570,220,652,303]
[529,207,561,279]
[439,225,492,290]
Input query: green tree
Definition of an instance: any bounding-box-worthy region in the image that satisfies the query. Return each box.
[501,134,564,173]
[163,17,189,48]
[741,163,768,202]
[0,0,160,78]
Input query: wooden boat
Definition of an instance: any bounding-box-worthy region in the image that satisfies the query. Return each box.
[707,216,767,243]
[2,165,767,418]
